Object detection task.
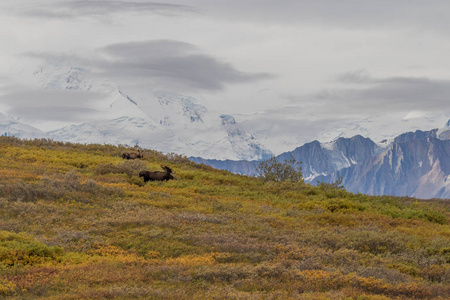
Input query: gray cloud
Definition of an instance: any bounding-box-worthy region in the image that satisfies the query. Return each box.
[336,69,371,84]
[15,0,450,31]
[236,110,358,153]
[190,0,450,33]
[102,40,199,58]
[308,75,450,115]
[20,0,198,19]
[1,89,107,122]
[28,40,273,92]
[8,106,98,122]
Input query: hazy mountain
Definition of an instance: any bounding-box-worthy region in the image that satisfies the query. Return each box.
[0,112,47,139]
[4,61,449,161]
[5,63,272,161]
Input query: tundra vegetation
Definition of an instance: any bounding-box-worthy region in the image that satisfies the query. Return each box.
[0,136,449,299]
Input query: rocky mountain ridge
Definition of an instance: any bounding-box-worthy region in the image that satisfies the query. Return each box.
[192,125,450,199]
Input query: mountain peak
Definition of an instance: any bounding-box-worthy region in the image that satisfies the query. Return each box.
[394,129,438,144]
[220,114,236,126]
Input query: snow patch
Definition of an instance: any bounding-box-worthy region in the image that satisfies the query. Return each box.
[304,166,328,181]
[321,140,336,151]
[403,110,426,120]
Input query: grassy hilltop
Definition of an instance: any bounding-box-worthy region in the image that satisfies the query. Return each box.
[0,137,449,299]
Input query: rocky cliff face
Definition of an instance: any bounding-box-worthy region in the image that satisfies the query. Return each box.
[192,126,450,199]
[277,135,378,182]
[344,129,450,199]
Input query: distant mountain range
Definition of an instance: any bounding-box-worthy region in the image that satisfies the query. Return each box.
[191,123,450,199]
[1,62,449,199]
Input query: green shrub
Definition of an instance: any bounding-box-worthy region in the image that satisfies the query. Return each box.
[255,155,303,183]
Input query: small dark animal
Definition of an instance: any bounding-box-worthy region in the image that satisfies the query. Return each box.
[122,150,144,159]
[139,166,174,182]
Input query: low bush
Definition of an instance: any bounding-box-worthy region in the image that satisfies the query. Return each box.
[94,160,147,177]
[0,231,64,267]
[0,171,124,203]
[0,279,16,297]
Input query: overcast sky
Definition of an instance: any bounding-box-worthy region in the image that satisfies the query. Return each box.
[1,0,449,143]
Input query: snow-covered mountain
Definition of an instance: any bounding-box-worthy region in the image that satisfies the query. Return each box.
[0,112,47,139]
[4,63,271,160]
[4,61,449,161]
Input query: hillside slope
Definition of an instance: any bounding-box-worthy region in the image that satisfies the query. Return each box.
[0,137,449,299]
